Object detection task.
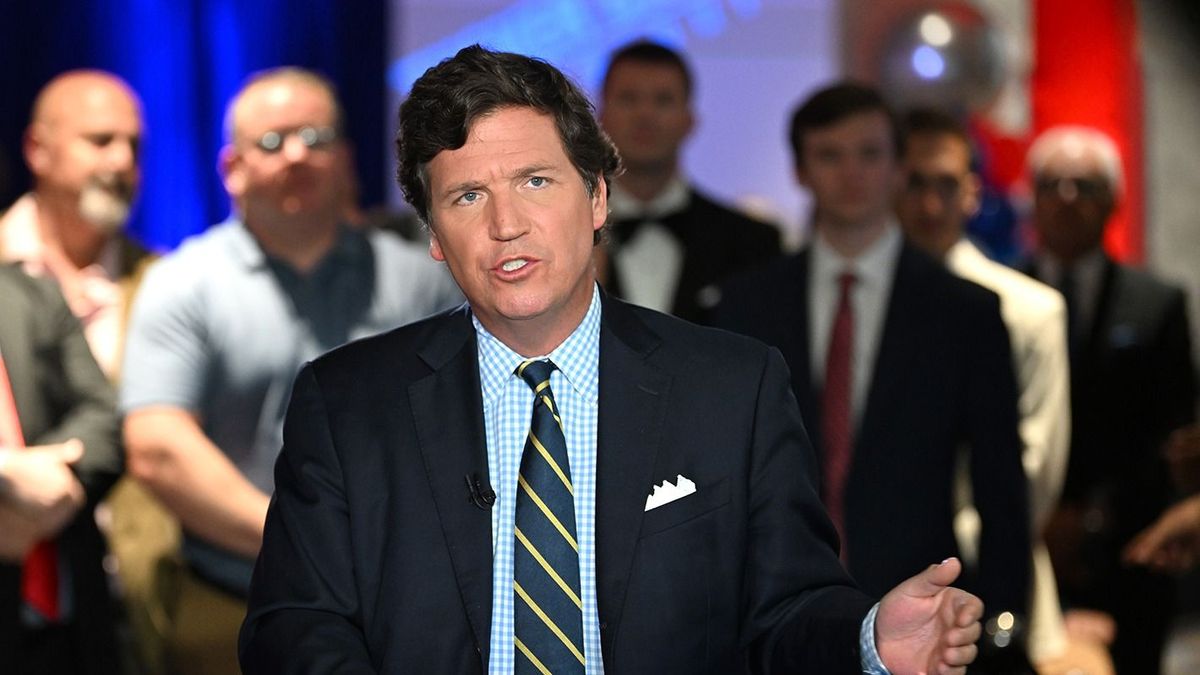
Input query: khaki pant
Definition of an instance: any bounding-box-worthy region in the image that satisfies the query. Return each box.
[102,478,181,674]
[104,478,246,674]
[163,566,246,675]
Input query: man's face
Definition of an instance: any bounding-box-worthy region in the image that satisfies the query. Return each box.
[222,80,348,222]
[797,111,901,231]
[29,78,142,235]
[599,60,693,173]
[1032,145,1114,262]
[897,132,979,257]
[426,107,606,351]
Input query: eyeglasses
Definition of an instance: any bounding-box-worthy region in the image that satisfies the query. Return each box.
[1034,175,1109,200]
[904,172,965,200]
[253,126,338,154]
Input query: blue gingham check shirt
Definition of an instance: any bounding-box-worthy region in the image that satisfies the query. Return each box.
[474,284,888,673]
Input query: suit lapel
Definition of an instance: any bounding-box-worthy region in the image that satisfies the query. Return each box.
[857,246,922,454]
[788,250,818,446]
[407,311,494,668]
[1082,256,1119,360]
[0,272,37,413]
[593,296,671,663]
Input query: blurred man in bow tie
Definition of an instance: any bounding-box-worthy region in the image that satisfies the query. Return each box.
[596,39,781,325]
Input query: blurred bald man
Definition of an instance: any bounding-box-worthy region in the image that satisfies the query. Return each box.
[0,69,147,675]
[0,70,176,675]
[0,70,151,378]
[120,67,460,674]
[1025,126,1197,675]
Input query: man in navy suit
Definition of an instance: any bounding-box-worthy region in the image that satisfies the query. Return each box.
[715,84,1030,634]
[240,46,985,673]
[1027,125,1197,675]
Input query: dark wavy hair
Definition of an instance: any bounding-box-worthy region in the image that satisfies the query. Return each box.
[396,45,622,232]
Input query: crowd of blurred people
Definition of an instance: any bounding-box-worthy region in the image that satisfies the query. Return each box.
[0,38,1195,675]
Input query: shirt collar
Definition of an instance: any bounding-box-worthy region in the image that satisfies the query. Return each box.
[945,237,986,271]
[607,175,690,222]
[474,283,602,408]
[0,192,126,283]
[225,218,368,275]
[1035,246,1105,285]
[811,220,902,288]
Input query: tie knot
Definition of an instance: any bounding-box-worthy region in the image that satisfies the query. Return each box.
[837,271,857,292]
[516,359,556,391]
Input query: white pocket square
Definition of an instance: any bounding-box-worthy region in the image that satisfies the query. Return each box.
[644,474,697,511]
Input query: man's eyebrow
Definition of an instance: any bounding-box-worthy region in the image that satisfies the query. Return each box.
[440,163,563,200]
[513,163,556,179]
[441,179,487,200]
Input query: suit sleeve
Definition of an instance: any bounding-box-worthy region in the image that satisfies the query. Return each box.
[239,364,376,674]
[28,276,121,504]
[743,347,877,673]
[1152,288,1197,438]
[965,292,1032,616]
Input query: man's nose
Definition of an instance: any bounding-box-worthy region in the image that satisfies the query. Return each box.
[281,134,312,163]
[488,192,528,241]
[106,137,138,173]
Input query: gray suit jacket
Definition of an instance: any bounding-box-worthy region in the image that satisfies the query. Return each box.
[0,263,122,674]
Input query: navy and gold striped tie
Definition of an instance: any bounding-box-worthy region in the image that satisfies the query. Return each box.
[513,359,585,674]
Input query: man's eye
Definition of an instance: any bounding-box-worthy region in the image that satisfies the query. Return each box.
[457,191,480,205]
[527,177,547,188]
[815,149,839,163]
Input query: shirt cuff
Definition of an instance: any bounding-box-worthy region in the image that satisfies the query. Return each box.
[860,602,892,674]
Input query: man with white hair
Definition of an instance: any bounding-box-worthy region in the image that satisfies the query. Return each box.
[1026,125,1197,675]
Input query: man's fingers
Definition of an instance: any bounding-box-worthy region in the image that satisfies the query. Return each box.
[954,594,984,627]
[945,614,982,645]
[940,642,977,667]
[905,557,963,597]
[56,438,84,464]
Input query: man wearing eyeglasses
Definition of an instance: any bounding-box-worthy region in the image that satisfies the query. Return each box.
[119,67,462,674]
[896,109,1076,672]
[1023,125,1196,675]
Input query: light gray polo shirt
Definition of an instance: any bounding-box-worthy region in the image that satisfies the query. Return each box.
[121,219,462,594]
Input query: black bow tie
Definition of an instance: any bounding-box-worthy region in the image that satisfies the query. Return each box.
[608,210,687,245]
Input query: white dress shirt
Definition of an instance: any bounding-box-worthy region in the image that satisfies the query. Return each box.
[808,223,902,426]
[607,177,689,313]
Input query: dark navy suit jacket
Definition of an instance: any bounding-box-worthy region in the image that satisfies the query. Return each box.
[240,295,877,673]
[716,244,1031,617]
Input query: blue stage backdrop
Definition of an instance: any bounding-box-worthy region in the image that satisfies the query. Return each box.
[0,0,386,252]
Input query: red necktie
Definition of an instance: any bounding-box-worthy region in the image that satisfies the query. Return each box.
[821,272,856,549]
[0,351,61,621]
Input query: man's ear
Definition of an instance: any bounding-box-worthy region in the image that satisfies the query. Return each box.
[23,124,50,176]
[962,172,983,218]
[682,108,696,140]
[219,145,245,199]
[591,177,608,233]
[793,163,810,190]
[428,226,446,262]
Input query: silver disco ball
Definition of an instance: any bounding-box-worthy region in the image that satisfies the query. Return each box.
[878,2,1007,113]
